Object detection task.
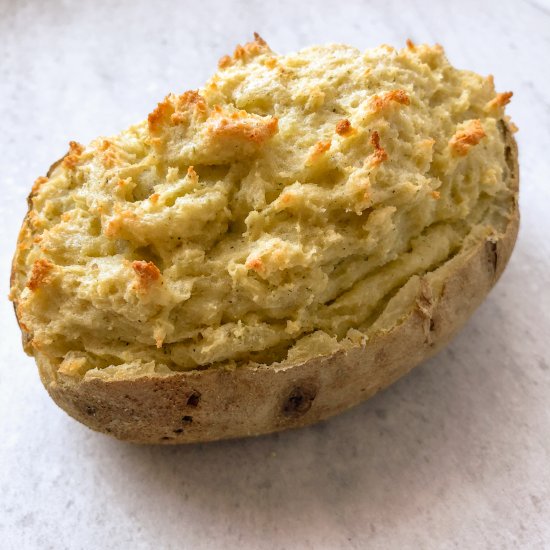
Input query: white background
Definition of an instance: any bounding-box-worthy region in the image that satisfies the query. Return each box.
[1,1,549,548]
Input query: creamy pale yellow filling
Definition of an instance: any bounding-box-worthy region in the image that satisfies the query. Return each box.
[11,38,514,376]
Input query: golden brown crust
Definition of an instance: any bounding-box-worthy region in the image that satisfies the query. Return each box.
[26,258,54,291]
[371,89,410,112]
[207,110,278,144]
[61,141,84,170]
[218,32,270,69]
[449,119,486,156]
[132,260,161,292]
[244,256,265,274]
[17,123,518,444]
[98,139,122,169]
[218,55,233,69]
[307,140,331,164]
[486,91,513,111]
[31,176,49,195]
[103,209,138,238]
[148,91,208,134]
[335,119,353,136]
[368,131,388,166]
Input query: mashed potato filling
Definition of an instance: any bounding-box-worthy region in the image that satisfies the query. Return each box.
[11,36,514,375]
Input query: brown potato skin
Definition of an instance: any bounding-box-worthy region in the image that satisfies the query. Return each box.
[12,124,519,444]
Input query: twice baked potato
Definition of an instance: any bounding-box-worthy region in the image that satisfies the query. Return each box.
[10,36,518,443]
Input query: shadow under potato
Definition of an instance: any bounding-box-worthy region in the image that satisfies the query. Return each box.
[76,282,533,546]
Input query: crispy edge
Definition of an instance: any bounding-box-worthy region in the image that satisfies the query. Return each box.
[148,91,208,135]
[218,32,270,69]
[61,141,85,170]
[486,91,513,111]
[11,155,69,352]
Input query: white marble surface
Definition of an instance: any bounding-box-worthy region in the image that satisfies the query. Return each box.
[1,0,549,548]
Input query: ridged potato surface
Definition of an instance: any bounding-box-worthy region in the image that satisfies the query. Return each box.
[10,36,518,443]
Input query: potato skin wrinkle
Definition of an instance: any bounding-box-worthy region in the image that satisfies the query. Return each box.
[10,35,519,443]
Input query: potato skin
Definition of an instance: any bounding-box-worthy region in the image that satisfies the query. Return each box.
[10,122,518,444]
